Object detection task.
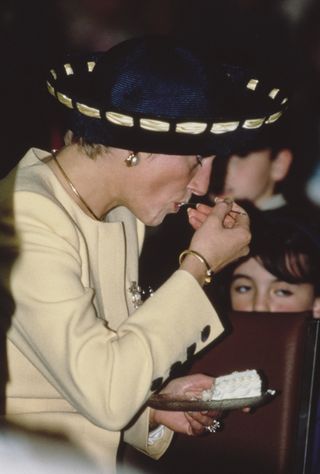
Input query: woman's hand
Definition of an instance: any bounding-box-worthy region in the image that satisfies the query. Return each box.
[182,199,251,278]
[149,374,220,436]
[188,198,245,230]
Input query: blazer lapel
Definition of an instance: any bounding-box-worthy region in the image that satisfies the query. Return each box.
[98,207,140,329]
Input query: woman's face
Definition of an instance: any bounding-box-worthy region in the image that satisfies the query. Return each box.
[124,153,215,226]
[230,257,317,314]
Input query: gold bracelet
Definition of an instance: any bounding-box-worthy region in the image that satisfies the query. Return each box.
[179,249,213,285]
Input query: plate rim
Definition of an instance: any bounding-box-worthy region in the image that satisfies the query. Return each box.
[147,389,276,411]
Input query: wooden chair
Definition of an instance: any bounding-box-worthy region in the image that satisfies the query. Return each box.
[119,311,320,474]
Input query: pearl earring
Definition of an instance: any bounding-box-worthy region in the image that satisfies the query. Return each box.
[125,152,139,167]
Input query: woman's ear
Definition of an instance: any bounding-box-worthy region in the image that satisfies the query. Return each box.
[64,130,74,145]
[270,149,293,183]
[312,297,320,319]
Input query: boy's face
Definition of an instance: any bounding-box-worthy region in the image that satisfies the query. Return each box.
[222,149,277,207]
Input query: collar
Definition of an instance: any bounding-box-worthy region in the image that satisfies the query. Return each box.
[258,194,287,211]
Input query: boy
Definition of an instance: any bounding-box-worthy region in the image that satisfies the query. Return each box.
[209,119,294,212]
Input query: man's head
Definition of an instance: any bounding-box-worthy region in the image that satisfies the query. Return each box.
[210,117,293,207]
[222,146,293,207]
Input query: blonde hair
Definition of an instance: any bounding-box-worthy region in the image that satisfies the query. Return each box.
[64,130,108,159]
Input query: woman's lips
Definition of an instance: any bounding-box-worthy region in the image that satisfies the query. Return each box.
[174,202,188,211]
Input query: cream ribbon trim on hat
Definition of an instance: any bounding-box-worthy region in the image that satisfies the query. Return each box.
[47,61,287,136]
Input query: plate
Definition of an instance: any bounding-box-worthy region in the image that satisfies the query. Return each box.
[147,389,276,411]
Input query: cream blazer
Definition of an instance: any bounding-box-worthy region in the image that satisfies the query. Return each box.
[0,149,224,472]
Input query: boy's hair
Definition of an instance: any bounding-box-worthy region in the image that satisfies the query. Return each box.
[228,115,293,160]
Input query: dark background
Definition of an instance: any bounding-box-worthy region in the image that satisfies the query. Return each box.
[1,0,320,204]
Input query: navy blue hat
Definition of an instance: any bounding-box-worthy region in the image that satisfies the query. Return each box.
[47,36,289,156]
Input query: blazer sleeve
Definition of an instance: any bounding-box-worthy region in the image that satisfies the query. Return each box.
[8,192,224,440]
[123,407,174,459]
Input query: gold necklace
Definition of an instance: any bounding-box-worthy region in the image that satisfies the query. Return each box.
[52,151,102,221]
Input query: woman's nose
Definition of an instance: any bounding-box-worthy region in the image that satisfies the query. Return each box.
[188,158,213,196]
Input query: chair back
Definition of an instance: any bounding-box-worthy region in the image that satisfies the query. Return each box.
[120,311,320,474]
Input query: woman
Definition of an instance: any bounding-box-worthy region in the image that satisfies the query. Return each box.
[0,36,287,471]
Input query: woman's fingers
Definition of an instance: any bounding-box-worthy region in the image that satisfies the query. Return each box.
[187,203,212,229]
[187,201,232,229]
[184,411,213,435]
[187,200,248,229]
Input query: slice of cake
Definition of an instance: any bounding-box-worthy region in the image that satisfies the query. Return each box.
[202,369,262,401]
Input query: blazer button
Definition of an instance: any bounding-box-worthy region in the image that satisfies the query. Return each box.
[169,361,183,378]
[187,343,196,359]
[150,377,163,392]
[201,325,211,342]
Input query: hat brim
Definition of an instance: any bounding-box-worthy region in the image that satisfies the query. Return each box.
[47,39,289,156]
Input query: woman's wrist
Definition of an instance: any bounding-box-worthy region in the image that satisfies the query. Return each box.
[179,249,214,286]
[149,407,159,431]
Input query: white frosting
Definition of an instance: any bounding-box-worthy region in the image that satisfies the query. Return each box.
[202,369,262,401]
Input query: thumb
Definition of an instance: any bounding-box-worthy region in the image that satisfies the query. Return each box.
[212,200,233,220]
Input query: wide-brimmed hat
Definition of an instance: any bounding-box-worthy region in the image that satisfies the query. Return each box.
[47,36,289,156]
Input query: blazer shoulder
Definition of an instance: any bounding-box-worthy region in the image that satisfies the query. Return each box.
[13,190,80,244]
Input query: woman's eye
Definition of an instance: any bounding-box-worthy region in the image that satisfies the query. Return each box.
[196,155,203,167]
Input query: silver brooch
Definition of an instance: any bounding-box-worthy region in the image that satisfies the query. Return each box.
[128,281,154,309]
